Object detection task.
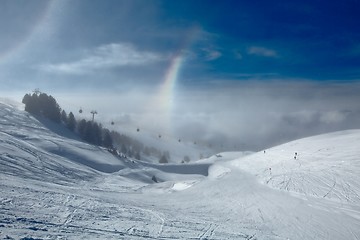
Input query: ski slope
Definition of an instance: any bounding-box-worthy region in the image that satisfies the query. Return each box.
[1,98,360,239]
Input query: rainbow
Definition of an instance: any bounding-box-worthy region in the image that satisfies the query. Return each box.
[149,26,200,135]
[147,53,184,136]
[158,53,184,115]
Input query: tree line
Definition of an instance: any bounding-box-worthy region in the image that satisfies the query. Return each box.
[22,93,113,149]
[22,92,175,163]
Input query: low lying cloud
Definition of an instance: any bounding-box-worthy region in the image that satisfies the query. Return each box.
[38,43,163,75]
[54,81,360,151]
[168,81,360,150]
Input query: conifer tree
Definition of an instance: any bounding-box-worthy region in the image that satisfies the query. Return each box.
[102,129,113,148]
[159,154,168,164]
[67,112,76,132]
[61,110,67,124]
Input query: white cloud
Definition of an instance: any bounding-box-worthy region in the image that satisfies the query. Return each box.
[202,48,222,61]
[52,80,360,151]
[319,111,347,124]
[247,46,278,57]
[38,43,163,75]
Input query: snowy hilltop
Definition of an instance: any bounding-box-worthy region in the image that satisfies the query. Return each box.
[1,98,360,239]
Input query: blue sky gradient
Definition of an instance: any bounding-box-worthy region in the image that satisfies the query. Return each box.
[1,0,360,149]
[1,0,359,89]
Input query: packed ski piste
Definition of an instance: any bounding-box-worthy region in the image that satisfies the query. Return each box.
[1,98,360,239]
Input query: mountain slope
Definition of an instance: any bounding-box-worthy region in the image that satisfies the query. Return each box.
[232,130,360,203]
[0,100,126,182]
[1,98,360,239]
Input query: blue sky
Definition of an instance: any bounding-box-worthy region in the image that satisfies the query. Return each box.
[1,0,360,149]
[1,0,359,88]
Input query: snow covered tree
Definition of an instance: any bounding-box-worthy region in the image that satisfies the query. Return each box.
[143,147,150,156]
[67,112,76,132]
[159,154,168,164]
[83,121,101,145]
[61,110,67,124]
[77,119,87,139]
[135,152,141,160]
[102,129,113,148]
[23,93,40,114]
[121,144,128,155]
[22,93,31,106]
[23,93,61,122]
[38,93,61,122]
[164,151,171,162]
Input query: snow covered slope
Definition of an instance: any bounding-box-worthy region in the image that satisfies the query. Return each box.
[232,130,360,203]
[0,99,126,179]
[1,98,360,239]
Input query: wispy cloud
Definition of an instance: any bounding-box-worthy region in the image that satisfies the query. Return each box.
[206,49,222,61]
[38,43,163,75]
[247,46,278,57]
[202,48,222,61]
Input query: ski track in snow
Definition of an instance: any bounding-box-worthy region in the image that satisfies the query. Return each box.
[1,100,360,239]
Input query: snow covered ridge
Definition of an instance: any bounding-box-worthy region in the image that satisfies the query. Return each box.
[0,100,126,182]
[232,129,360,203]
[1,99,360,239]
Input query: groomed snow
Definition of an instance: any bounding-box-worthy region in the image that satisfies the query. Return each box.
[1,99,360,239]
